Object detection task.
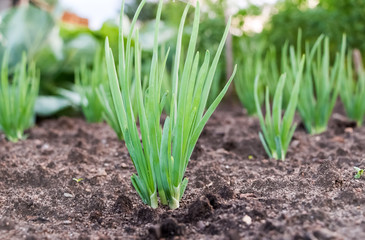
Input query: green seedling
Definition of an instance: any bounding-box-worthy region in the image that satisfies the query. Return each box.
[262,45,280,100]
[340,51,365,126]
[97,84,124,140]
[235,40,264,115]
[354,167,364,179]
[261,36,298,109]
[72,178,84,183]
[0,53,40,142]
[104,0,236,209]
[75,49,106,123]
[254,56,305,161]
[294,34,346,134]
[97,50,145,140]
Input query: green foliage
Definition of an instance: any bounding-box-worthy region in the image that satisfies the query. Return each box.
[104,0,235,209]
[75,49,106,123]
[319,0,365,51]
[97,80,124,141]
[125,0,158,21]
[261,46,281,100]
[265,0,365,54]
[139,21,177,51]
[234,37,296,115]
[254,56,305,161]
[72,177,84,183]
[61,34,100,73]
[340,51,365,126]
[261,32,302,108]
[0,53,40,142]
[234,39,264,115]
[234,37,297,112]
[35,95,73,116]
[354,167,364,179]
[180,0,228,106]
[295,35,346,134]
[0,5,54,67]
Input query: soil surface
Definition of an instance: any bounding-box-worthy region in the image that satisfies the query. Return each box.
[1,101,365,240]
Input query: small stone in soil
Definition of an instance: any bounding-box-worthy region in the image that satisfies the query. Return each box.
[242,215,252,225]
[196,221,206,229]
[121,163,127,168]
[291,140,300,148]
[345,127,353,133]
[64,193,73,198]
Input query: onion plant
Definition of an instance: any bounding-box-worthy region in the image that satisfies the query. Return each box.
[264,30,303,109]
[0,53,40,142]
[104,0,236,209]
[235,40,264,115]
[340,51,365,126]
[261,41,294,108]
[75,49,106,123]
[97,52,148,140]
[262,46,280,100]
[295,35,346,134]
[97,84,125,140]
[254,56,305,161]
[76,49,125,139]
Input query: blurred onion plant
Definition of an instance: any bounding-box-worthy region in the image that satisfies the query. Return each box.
[0,53,40,142]
[293,34,346,134]
[340,50,365,126]
[234,40,264,115]
[75,49,106,123]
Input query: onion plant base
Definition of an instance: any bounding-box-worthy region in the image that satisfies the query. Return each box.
[7,132,27,143]
[308,125,327,135]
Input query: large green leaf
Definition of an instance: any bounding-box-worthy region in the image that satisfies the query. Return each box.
[62,34,100,72]
[0,5,54,67]
[35,96,72,117]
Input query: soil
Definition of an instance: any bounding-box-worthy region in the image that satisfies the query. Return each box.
[1,101,365,240]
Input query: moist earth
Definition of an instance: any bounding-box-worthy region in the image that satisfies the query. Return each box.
[0,101,364,240]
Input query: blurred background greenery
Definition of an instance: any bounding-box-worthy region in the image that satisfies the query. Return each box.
[0,0,364,117]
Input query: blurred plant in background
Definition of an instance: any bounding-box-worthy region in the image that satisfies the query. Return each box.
[0,4,54,68]
[265,0,365,54]
[0,52,40,142]
[234,38,264,115]
[75,48,105,123]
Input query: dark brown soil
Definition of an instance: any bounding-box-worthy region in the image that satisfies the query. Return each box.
[1,102,365,240]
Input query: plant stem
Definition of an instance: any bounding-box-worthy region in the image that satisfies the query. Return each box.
[311,125,327,135]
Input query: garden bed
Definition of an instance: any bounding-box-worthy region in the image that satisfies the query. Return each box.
[0,101,364,240]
